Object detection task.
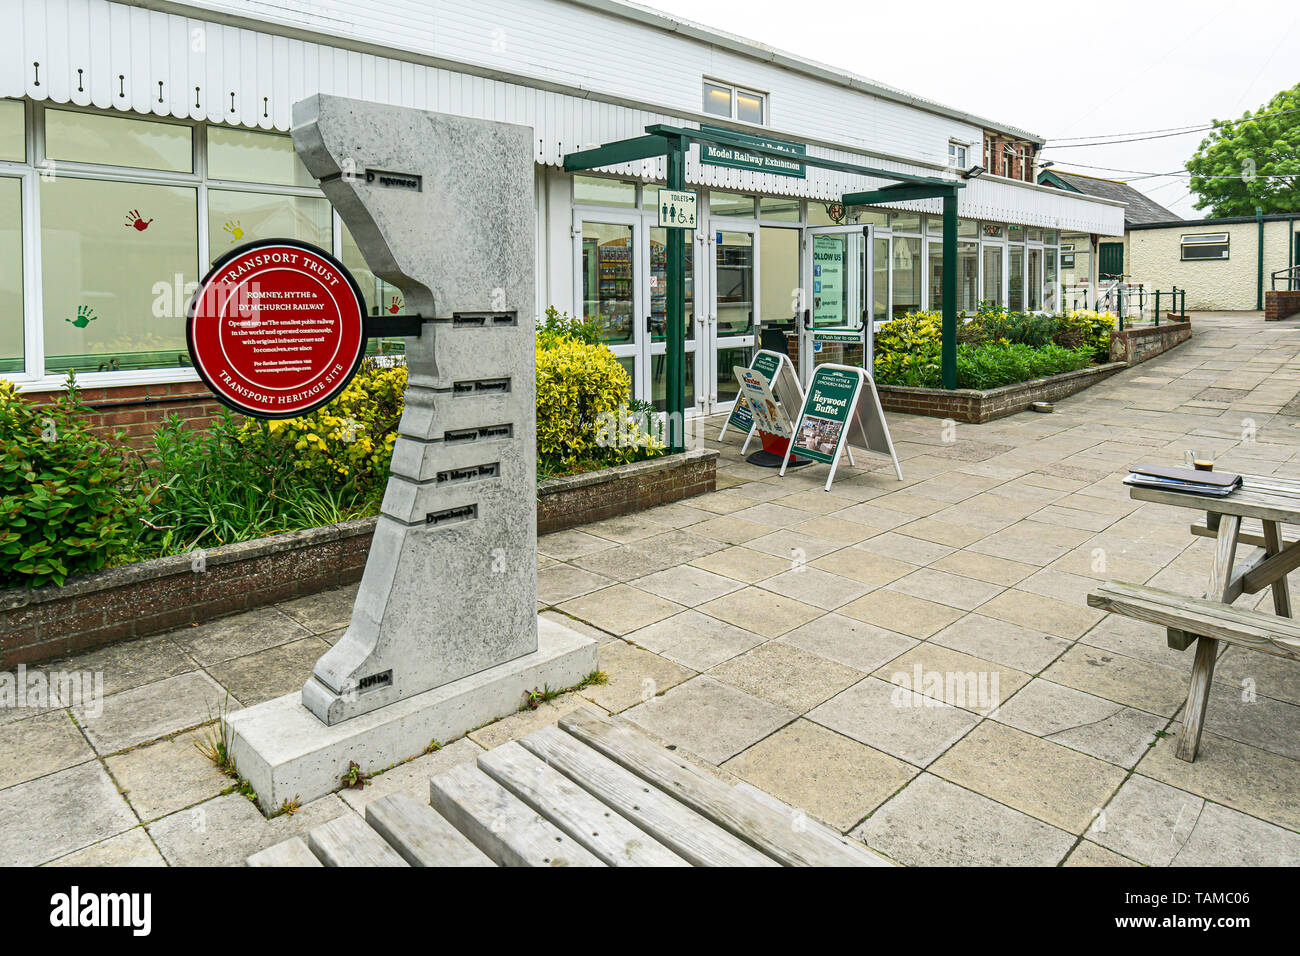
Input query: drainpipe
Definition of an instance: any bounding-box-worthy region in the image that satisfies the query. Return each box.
[1256,207,1264,311]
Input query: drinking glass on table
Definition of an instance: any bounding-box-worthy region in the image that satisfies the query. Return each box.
[1184,449,1214,472]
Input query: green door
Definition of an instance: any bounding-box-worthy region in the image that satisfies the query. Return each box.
[1099,242,1124,280]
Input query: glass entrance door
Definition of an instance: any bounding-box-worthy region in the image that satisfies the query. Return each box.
[800,225,870,384]
[704,225,757,416]
[575,211,641,392]
[574,210,699,412]
[646,217,697,412]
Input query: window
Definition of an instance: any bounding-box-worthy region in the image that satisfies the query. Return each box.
[208,126,315,187]
[45,109,192,172]
[891,236,921,318]
[41,177,198,373]
[710,191,756,217]
[1008,244,1025,311]
[0,100,24,162]
[759,196,800,222]
[573,175,636,207]
[2,105,362,384]
[0,178,21,372]
[207,190,331,265]
[701,80,766,125]
[581,222,635,345]
[983,245,1004,305]
[957,242,978,312]
[1181,233,1229,261]
[948,141,968,168]
[890,212,921,234]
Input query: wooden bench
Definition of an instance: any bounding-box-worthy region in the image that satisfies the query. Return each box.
[1087,581,1300,761]
[247,706,892,867]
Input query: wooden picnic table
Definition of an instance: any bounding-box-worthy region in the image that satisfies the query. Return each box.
[1124,472,1300,760]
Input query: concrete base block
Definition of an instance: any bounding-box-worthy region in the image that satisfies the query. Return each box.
[224,617,597,814]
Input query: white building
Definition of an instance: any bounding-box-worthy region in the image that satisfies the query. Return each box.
[0,0,1123,418]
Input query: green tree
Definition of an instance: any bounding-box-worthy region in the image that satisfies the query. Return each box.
[1186,83,1300,217]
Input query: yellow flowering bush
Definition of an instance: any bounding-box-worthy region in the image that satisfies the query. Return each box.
[1060,309,1116,360]
[536,333,663,470]
[238,359,406,492]
[872,311,943,386]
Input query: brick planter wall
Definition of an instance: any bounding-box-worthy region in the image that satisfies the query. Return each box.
[20,383,225,448]
[876,362,1127,424]
[1,449,718,668]
[1265,291,1300,321]
[537,449,718,535]
[1109,318,1192,364]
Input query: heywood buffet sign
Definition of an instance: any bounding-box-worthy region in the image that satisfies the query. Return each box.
[187,239,368,418]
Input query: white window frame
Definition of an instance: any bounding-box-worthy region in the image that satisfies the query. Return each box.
[701,79,767,126]
[4,101,342,392]
[947,140,969,169]
[1180,232,1230,261]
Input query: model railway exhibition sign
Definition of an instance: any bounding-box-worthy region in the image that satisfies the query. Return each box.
[187,238,367,418]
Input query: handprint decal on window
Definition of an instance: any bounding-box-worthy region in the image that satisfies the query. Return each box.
[124,209,153,231]
[387,295,403,314]
[223,219,244,243]
[67,305,97,328]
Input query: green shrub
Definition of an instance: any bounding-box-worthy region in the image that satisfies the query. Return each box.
[955,342,1095,390]
[536,311,663,473]
[873,307,1114,389]
[0,377,149,587]
[537,306,601,347]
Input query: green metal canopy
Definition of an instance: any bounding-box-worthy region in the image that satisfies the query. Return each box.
[565,124,965,452]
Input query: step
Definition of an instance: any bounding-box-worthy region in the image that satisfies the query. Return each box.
[245,836,322,867]
[247,707,892,867]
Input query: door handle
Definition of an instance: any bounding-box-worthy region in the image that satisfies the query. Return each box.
[645,315,652,335]
[802,309,811,330]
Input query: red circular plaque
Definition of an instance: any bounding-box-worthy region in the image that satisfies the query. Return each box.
[187,239,368,419]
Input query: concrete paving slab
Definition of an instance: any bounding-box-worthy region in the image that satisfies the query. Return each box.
[723,719,917,831]
[0,761,137,866]
[622,675,795,765]
[854,773,1075,866]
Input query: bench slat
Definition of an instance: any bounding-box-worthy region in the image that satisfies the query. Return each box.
[518,724,777,867]
[428,762,605,867]
[559,707,892,867]
[365,792,495,867]
[478,741,689,867]
[1088,581,1300,661]
[308,812,409,867]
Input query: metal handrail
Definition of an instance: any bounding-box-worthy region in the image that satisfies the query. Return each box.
[1272,265,1300,292]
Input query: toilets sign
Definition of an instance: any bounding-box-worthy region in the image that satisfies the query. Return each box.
[657,189,698,229]
[187,239,368,419]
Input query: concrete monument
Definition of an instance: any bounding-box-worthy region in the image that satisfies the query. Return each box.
[225,96,597,811]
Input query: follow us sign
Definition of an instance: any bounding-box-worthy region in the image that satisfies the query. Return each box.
[657,189,698,229]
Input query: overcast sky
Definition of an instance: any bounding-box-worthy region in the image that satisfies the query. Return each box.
[644,0,1299,219]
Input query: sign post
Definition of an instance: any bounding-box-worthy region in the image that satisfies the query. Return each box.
[782,362,903,490]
